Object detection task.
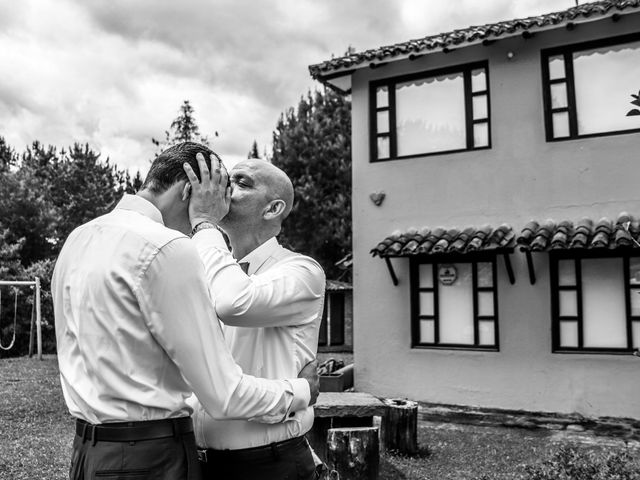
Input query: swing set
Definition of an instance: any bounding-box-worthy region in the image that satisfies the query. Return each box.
[0,278,42,360]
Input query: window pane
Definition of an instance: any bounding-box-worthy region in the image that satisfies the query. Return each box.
[419,292,434,316]
[478,291,494,316]
[548,56,565,80]
[376,86,388,108]
[633,321,640,349]
[477,262,493,287]
[550,82,568,109]
[439,263,474,344]
[473,122,489,148]
[472,94,488,120]
[630,289,640,316]
[630,257,640,285]
[582,258,627,348]
[420,319,435,344]
[478,320,495,346]
[377,111,389,133]
[471,69,487,92]
[560,321,579,347]
[558,260,576,286]
[377,136,389,159]
[573,40,640,135]
[419,264,433,288]
[396,73,466,156]
[559,290,578,317]
[552,112,570,138]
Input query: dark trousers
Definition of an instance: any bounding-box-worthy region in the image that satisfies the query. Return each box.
[69,420,201,480]
[199,436,317,480]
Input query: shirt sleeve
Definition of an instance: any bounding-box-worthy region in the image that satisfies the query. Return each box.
[192,229,326,328]
[135,237,311,423]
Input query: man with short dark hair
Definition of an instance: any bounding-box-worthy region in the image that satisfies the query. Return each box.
[184,157,325,480]
[52,142,319,480]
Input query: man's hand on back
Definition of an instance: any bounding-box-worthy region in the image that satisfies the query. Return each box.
[184,152,231,228]
[298,359,320,406]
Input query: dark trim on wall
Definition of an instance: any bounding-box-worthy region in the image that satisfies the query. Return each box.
[409,253,500,351]
[549,249,640,354]
[541,31,640,142]
[368,60,490,162]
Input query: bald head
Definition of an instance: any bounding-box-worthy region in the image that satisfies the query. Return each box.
[234,160,294,221]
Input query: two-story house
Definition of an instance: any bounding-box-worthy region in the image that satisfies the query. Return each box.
[309,0,640,420]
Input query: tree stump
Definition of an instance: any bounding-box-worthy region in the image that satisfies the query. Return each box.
[381,398,418,455]
[326,427,379,480]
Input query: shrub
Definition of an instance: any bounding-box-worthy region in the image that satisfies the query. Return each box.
[472,444,640,480]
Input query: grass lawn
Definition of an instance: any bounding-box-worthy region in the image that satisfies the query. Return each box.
[0,356,72,480]
[1,356,637,479]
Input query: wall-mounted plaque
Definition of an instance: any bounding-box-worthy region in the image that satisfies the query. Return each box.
[438,264,457,285]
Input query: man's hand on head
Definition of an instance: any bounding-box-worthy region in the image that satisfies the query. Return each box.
[184,152,231,228]
[298,359,320,406]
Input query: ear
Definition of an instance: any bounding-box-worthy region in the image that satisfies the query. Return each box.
[181,181,191,202]
[263,199,286,220]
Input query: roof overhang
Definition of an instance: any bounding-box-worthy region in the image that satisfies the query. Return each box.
[516,212,640,284]
[309,1,640,92]
[371,225,516,286]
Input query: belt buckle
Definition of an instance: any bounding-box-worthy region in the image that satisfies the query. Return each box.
[197,449,208,463]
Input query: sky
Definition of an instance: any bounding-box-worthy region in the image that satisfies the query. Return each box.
[0,0,575,175]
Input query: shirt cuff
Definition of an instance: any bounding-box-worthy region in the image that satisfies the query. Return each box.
[283,378,311,420]
[192,227,228,249]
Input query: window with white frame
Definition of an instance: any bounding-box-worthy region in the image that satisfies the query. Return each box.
[551,252,640,353]
[371,62,490,161]
[542,33,640,140]
[411,256,498,349]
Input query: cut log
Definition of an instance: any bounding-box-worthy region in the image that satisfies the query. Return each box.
[381,398,418,455]
[326,426,379,480]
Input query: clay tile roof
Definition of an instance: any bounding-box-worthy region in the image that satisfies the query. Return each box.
[309,0,640,81]
[516,212,640,251]
[371,224,515,258]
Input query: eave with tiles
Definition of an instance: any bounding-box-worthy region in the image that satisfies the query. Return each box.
[370,224,517,285]
[309,0,640,92]
[515,212,640,284]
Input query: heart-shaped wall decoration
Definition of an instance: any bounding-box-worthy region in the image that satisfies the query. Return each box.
[369,191,385,206]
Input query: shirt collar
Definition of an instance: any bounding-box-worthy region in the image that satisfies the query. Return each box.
[238,237,279,275]
[115,194,164,225]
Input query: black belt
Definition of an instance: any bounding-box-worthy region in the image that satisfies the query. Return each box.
[197,436,307,464]
[75,417,193,444]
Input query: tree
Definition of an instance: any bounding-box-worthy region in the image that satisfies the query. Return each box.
[270,89,351,281]
[152,100,212,156]
[248,140,260,159]
[119,170,144,194]
[0,136,139,357]
[0,142,59,265]
[0,137,17,173]
[51,143,127,244]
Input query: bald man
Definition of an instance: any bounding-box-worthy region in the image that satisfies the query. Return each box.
[185,157,326,480]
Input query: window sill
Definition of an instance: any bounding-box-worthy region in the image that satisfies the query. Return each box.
[371,145,491,163]
[552,349,636,355]
[411,345,499,352]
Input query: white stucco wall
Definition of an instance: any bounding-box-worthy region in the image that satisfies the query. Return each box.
[350,14,640,418]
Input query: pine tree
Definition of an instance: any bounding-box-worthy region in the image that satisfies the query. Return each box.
[248,140,260,159]
[152,100,211,157]
[270,89,352,281]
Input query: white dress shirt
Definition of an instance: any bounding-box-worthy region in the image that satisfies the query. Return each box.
[52,194,310,425]
[190,230,325,449]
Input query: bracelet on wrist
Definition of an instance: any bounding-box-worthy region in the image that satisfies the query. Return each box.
[190,221,216,237]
